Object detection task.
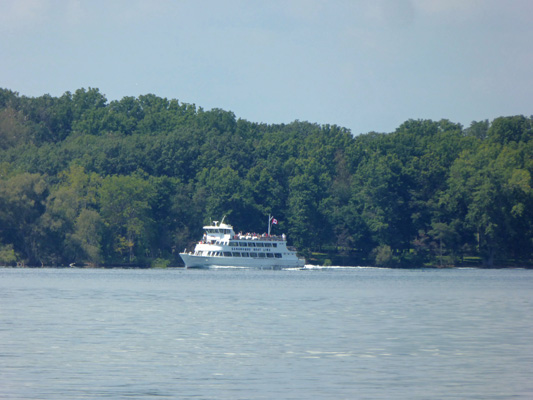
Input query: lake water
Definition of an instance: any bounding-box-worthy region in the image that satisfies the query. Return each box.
[1,267,532,399]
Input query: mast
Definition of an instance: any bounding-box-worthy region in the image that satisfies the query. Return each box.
[268,214,276,236]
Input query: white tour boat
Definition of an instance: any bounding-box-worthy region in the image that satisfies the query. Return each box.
[179,216,306,268]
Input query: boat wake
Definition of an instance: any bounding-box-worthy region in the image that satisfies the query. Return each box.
[301,265,375,270]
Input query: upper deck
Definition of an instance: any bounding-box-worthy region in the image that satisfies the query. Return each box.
[202,218,287,244]
[232,233,286,242]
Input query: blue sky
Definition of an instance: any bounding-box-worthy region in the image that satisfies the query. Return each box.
[1,0,532,135]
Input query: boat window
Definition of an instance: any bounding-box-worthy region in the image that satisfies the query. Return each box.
[229,240,238,246]
[232,252,241,257]
[242,252,249,257]
[264,243,272,247]
[248,242,256,247]
[266,253,274,258]
[223,252,232,257]
[272,243,277,248]
[250,253,258,257]
[275,253,282,258]
[258,253,266,258]
[239,242,247,247]
[256,242,264,247]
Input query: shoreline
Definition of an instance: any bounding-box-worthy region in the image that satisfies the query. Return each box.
[2,263,532,270]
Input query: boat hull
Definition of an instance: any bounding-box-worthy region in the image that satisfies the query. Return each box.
[179,253,305,269]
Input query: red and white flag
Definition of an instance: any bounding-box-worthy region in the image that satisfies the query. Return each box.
[272,218,278,225]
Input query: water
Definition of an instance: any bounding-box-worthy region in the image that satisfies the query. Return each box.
[1,267,532,399]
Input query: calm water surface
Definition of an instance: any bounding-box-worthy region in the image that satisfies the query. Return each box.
[1,267,532,399]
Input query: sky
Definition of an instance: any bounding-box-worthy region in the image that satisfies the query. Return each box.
[1,0,532,135]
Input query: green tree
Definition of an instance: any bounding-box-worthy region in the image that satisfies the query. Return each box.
[68,209,104,264]
[487,115,532,145]
[464,120,489,140]
[287,170,323,250]
[194,166,254,230]
[353,152,413,254]
[71,88,108,135]
[98,174,156,263]
[0,243,17,265]
[444,142,533,265]
[0,173,48,264]
[0,106,29,149]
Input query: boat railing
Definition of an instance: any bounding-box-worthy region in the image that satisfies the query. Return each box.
[234,234,286,241]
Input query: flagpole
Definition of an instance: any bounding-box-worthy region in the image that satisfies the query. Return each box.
[268,214,271,236]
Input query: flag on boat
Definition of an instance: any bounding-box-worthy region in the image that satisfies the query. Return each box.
[272,218,278,224]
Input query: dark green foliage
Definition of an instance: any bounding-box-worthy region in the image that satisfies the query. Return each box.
[0,87,531,267]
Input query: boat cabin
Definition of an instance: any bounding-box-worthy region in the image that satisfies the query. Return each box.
[202,221,235,243]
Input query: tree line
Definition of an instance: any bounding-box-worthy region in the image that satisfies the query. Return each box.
[0,87,531,267]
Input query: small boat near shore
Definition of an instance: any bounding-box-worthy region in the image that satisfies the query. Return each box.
[179,216,305,269]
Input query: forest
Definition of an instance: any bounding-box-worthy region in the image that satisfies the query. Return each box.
[0,87,531,268]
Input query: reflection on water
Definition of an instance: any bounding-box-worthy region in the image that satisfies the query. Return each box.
[1,267,532,399]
